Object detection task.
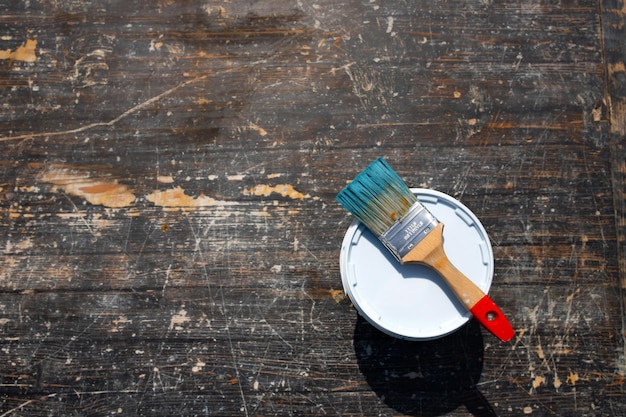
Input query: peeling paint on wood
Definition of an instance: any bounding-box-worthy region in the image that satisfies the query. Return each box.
[0,38,37,62]
[41,167,136,208]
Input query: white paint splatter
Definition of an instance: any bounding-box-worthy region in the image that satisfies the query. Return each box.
[191,359,206,373]
[169,308,190,330]
[386,16,394,34]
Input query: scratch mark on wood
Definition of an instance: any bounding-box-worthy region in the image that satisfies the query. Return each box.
[221,291,249,417]
[329,61,355,74]
[0,74,209,142]
[0,394,56,417]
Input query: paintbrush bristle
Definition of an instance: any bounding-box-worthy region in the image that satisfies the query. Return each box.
[336,158,417,236]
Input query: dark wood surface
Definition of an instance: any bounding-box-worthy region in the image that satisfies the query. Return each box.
[1,1,625,415]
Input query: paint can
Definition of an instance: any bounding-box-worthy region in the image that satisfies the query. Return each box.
[339,189,494,340]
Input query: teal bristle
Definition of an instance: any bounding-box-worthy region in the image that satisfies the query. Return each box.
[336,158,417,236]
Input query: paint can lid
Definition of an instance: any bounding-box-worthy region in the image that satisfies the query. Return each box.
[339,188,494,340]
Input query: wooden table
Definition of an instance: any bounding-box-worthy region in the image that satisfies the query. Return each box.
[1,1,625,415]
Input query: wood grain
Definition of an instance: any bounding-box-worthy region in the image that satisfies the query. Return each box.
[1,0,625,415]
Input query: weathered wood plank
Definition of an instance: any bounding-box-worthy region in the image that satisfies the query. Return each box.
[602,0,626,386]
[1,0,624,415]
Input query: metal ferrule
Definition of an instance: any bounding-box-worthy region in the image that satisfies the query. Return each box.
[379,202,439,262]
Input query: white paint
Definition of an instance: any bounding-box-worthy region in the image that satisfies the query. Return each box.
[169,308,190,330]
[385,16,394,34]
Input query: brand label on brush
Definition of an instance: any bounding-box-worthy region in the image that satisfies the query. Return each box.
[403,220,424,241]
[380,203,439,260]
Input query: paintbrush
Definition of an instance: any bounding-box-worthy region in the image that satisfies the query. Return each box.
[336,157,514,342]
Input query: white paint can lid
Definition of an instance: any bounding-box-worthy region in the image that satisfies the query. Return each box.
[339,188,494,340]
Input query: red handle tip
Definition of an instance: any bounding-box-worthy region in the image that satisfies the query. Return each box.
[470,295,515,342]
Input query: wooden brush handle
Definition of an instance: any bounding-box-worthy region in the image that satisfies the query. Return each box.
[402,223,515,342]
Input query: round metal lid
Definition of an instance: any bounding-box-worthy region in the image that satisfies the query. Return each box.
[340,188,494,340]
